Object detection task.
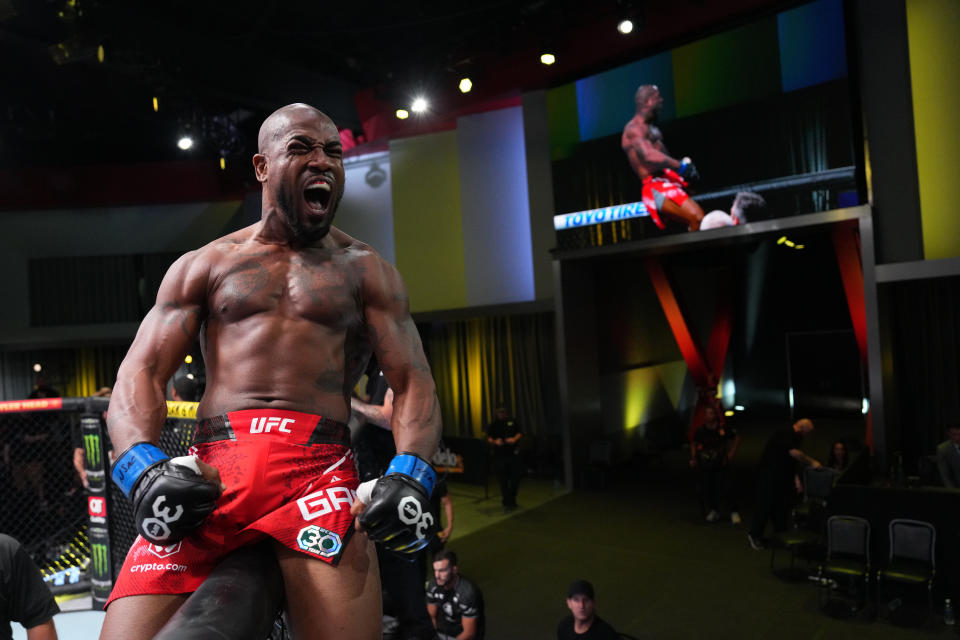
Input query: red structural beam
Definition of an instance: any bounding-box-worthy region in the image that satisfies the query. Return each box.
[832,226,872,450]
[644,257,711,385]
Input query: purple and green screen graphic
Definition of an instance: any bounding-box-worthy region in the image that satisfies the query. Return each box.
[548,0,848,159]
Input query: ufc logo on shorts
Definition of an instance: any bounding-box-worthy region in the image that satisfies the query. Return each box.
[250,416,294,434]
[297,487,356,520]
[398,496,434,539]
[148,542,182,559]
[140,495,183,542]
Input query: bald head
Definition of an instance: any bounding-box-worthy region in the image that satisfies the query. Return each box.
[635,85,659,107]
[257,103,333,154]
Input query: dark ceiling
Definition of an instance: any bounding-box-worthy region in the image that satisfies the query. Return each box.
[0,0,780,171]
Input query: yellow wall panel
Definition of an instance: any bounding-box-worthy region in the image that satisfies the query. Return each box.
[908,0,960,259]
[389,132,467,312]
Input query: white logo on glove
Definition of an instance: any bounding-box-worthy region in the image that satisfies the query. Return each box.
[141,495,184,541]
[397,496,433,539]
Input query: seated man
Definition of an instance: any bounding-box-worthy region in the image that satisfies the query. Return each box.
[622,84,704,231]
[426,550,484,640]
[557,580,618,640]
[936,424,960,488]
[1,533,59,640]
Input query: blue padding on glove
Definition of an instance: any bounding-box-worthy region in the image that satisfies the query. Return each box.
[112,443,168,498]
[386,452,437,496]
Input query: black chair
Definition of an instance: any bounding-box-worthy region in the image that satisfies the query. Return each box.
[769,466,834,575]
[816,515,871,612]
[581,439,614,489]
[877,518,936,622]
[793,466,837,524]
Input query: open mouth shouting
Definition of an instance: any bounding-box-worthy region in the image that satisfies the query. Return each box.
[303,177,333,215]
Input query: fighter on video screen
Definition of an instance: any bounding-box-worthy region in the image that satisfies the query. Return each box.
[622,85,705,231]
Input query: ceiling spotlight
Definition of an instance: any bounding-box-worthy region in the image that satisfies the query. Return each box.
[776,236,787,245]
[617,19,634,34]
[177,136,193,150]
[459,78,473,93]
[152,96,159,112]
[396,109,409,120]
[540,53,556,65]
[184,355,193,364]
[219,156,226,171]
[724,410,735,417]
[411,97,428,113]
[33,363,42,373]
[784,239,796,248]
[795,244,805,250]
[97,44,105,63]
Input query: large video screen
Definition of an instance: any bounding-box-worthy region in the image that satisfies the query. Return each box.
[550,0,860,248]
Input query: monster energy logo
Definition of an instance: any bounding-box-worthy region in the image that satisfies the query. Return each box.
[92,543,109,578]
[84,434,101,468]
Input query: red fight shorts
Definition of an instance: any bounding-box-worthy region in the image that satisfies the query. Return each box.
[641,175,690,229]
[106,409,359,606]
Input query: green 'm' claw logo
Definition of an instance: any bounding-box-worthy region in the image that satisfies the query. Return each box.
[92,543,109,578]
[84,434,101,468]
[297,525,342,558]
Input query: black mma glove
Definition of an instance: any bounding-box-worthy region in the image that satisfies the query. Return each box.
[112,442,221,545]
[356,452,437,555]
[679,157,700,183]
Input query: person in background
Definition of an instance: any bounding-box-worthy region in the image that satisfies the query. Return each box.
[426,550,484,640]
[484,407,523,512]
[352,386,437,640]
[825,440,849,473]
[690,406,741,524]
[747,418,821,550]
[622,84,704,231]
[556,580,618,640]
[0,533,59,640]
[936,424,960,489]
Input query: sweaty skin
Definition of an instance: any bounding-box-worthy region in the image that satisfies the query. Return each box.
[102,103,441,640]
[621,87,704,230]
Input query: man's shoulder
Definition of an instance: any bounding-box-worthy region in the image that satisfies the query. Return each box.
[329,226,375,256]
[591,616,619,638]
[0,532,20,557]
[456,575,483,599]
[937,440,958,456]
[177,227,255,270]
[327,227,396,278]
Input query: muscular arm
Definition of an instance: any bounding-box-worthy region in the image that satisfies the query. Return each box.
[26,620,58,640]
[362,255,441,459]
[457,616,478,640]
[350,389,393,430]
[439,494,454,540]
[107,251,209,453]
[789,448,821,468]
[427,603,440,629]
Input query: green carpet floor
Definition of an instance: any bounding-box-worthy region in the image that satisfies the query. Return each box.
[442,419,957,639]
